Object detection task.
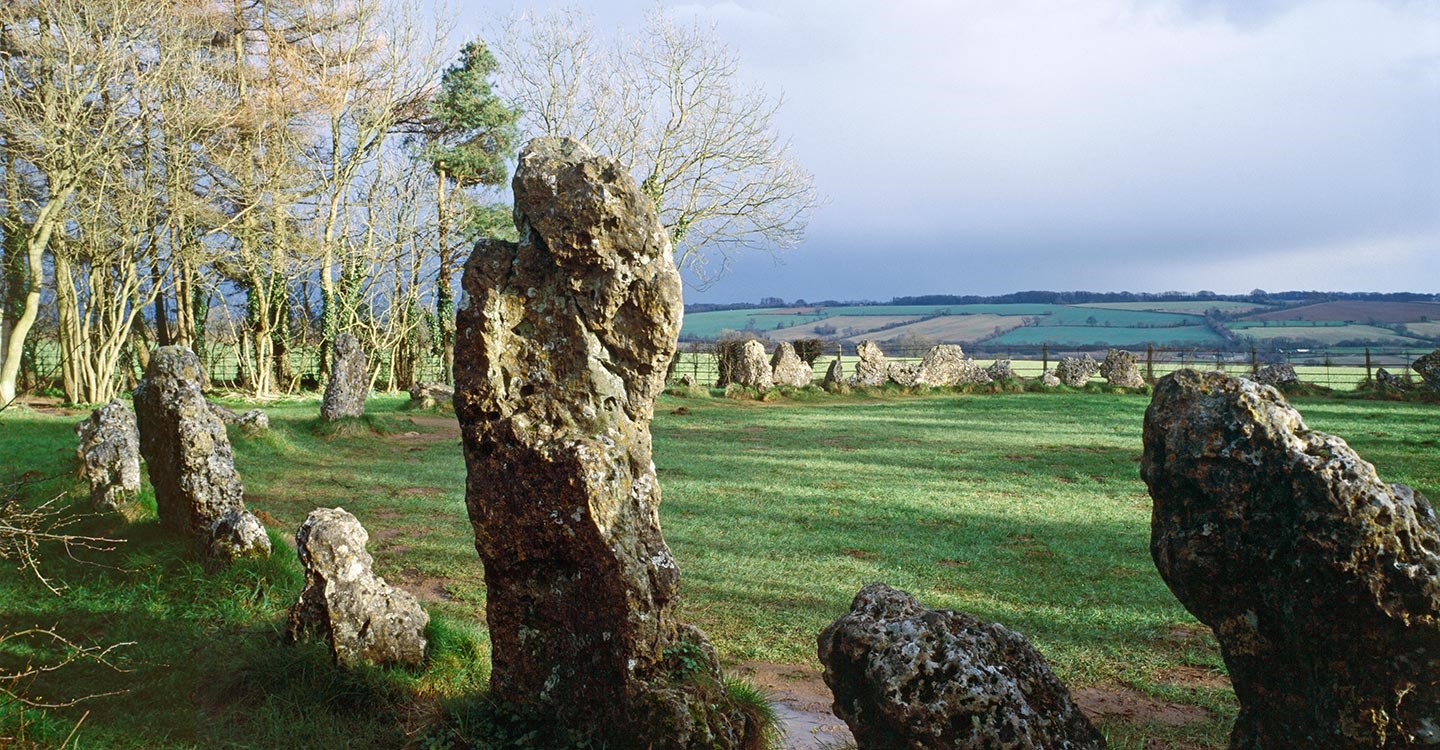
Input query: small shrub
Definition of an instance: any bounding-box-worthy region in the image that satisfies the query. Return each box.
[791,338,826,365]
[724,674,784,750]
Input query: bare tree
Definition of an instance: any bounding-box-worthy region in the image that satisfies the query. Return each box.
[493,6,819,284]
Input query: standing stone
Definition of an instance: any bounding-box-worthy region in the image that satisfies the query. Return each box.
[851,340,888,386]
[986,358,1014,381]
[886,361,922,387]
[770,342,813,387]
[321,332,368,420]
[208,401,269,431]
[915,344,989,386]
[1374,367,1410,393]
[408,382,454,410]
[677,373,697,388]
[1413,349,1440,391]
[729,340,774,391]
[1039,369,1061,387]
[74,399,141,510]
[1099,349,1144,387]
[1141,370,1440,748]
[818,583,1105,750]
[1054,355,1099,387]
[1254,362,1298,387]
[822,358,848,393]
[286,507,428,667]
[133,346,271,560]
[454,137,748,748]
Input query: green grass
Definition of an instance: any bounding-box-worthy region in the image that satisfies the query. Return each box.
[1233,324,1423,346]
[991,325,1226,347]
[2,390,1437,748]
[1076,301,1271,315]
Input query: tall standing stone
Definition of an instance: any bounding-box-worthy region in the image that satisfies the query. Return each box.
[133,347,271,560]
[915,344,989,386]
[1142,370,1440,748]
[321,332,368,420]
[851,340,888,386]
[770,342,813,387]
[454,137,748,748]
[1413,348,1440,391]
[822,358,848,393]
[74,399,141,510]
[730,339,775,391]
[1054,354,1099,387]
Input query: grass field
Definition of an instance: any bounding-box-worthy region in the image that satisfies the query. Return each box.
[845,314,1024,344]
[1240,300,1440,324]
[991,325,1227,347]
[1234,324,1423,346]
[766,315,922,341]
[3,390,1437,748]
[1404,321,1440,340]
[1076,301,1270,315]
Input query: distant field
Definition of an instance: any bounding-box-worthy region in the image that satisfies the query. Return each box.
[1403,321,1440,340]
[1241,300,1440,324]
[682,308,826,338]
[991,325,1226,347]
[818,303,1062,316]
[767,315,922,340]
[1235,324,1424,346]
[1076,301,1270,315]
[853,314,1025,344]
[1038,307,1204,328]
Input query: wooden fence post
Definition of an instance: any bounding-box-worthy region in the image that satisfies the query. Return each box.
[1145,344,1154,382]
[1365,347,1372,384]
[1042,343,1049,372]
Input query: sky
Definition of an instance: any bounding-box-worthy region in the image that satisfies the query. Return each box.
[443,0,1440,303]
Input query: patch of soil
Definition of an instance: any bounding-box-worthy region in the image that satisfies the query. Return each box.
[1155,665,1230,691]
[1072,685,1210,727]
[392,567,453,603]
[671,406,691,415]
[732,662,852,750]
[15,395,85,416]
[250,508,283,528]
[396,486,447,498]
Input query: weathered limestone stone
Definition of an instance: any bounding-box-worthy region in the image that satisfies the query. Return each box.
[321,332,368,420]
[1254,362,1298,386]
[133,346,271,560]
[770,342,813,387]
[1413,349,1440,391]
[916,344,989,386]
[717,339,774,391]
[208,401,269,431]
[1099,348,1144,387]
[74,399,141,510]
[408,382,454,409]
[851,340,888,386]
[986,358,1013,381]
[677,373,696,388]
[1054,354,1099,387]
[1374,367,1410,393]
[822,358,848,393]
[818,583,1105,750]
[1141,370,1440,748]
[886,361,922,387]
[286,507,428,667]
[1039,369,1061,387]
[454,137,748,748]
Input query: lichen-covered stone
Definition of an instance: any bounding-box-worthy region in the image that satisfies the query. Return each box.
[887,361,922,387]
[1099,349,1144,387]
[677,373,696,388]
[133,346,271,560]
[321,332,368,420]
[208,401,269,431]
[985,359,1013,381]
[822,358,848,393]
[75,399,141,510]
[851,340,888,386]
[771,342,813,387]
[286,507,428,667]
[1054,355,1099,387]
[818,583,1105,750]
[408,382,454,410]
[718,339,774,391]
[454,137,747,748]
[1413,349,1440,391]
[1254,362,1298,386]
[1039,369,1061,387]
[1141,370,1440,748]
[1373,367,1410,393]
[916,344,989,386]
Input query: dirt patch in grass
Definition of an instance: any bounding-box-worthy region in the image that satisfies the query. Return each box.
[395,486,447,498]
[392,568,454,603]
[1155,665,1230,691]
[1073,685,1210,727]
[732,661,852,750]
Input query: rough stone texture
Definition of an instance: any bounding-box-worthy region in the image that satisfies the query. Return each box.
[887,361,922,387]
[408,382,454,409]
[321,332,368,420]
[986,359,1013,381]
[1374,367,1410,393]
[133,346,271,560]
[74,399,141,510]
[818,583,1106,750]
[1254,362,1298,386]
[1039,369,1061,387]
[822,358,848,393]
[1054,355,1099,387]
[286,507,428,667]
[1141,370,1440,748]
[851,341,889,386]
[771,342,813,387]
[722,339,775,391]
[916,344,989,386]
[1414,349,1440,391]
[454,137,747,748]
[208,401,269,431]
[1099,349,1145,387]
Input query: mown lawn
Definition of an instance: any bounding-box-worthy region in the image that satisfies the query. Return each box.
[1,388,1436,748]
